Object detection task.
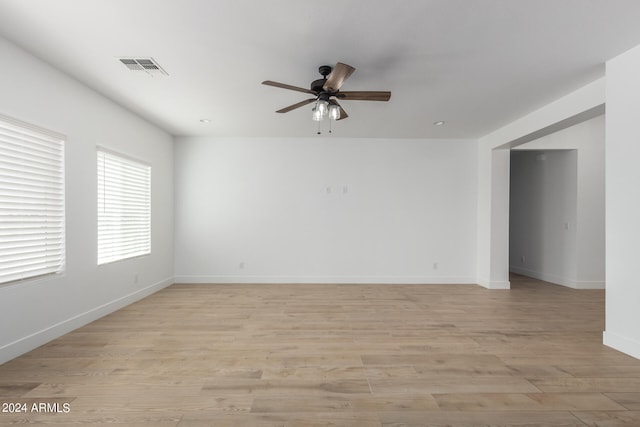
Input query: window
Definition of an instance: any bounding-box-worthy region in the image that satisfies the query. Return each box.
[97,149,151,265]
[0,114,65,285]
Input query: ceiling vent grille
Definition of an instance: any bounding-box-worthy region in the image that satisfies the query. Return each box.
[118,57,168,76]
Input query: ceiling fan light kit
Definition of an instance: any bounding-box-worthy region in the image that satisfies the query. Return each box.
[262,62,391,134]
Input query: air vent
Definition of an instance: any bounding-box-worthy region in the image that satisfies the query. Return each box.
[118,57,168,76]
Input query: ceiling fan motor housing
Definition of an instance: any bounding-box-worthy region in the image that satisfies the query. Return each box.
[310,65,333,93]
[310,78,327,94]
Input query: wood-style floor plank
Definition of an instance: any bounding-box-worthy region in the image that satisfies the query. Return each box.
[1,274,639,425]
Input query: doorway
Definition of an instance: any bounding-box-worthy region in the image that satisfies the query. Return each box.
[508,115,605,289]
[509,149,577,286]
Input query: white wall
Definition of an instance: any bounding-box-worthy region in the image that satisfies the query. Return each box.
[174,137,477,284]
[0,36,174,364]
[510,115,605,288]
[604,44,640,359]
[477,79,605,290]
[509,150,578,285]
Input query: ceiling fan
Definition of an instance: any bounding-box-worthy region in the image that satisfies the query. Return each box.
[262,62,391,122]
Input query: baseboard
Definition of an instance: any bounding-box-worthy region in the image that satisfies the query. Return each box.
[476,277,511,289]
[174,275,476,285]
[509,266,605,289]
[0,277,174,365]
[486,280,511,289]
[571,281,606,289]
[603,330,640,360]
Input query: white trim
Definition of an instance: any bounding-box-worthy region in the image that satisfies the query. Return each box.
[173,275,476,285]
[510,266,605,289]
[95,144,151,167]
[0,276,173,365]
[0,112,65,141]
[571,281,606,290]
[476,278,511,289]
[510,266,564,285]
[603,331,640,360]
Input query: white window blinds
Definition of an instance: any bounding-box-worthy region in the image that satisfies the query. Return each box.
[0,115,65,285]
[97,149,151,265]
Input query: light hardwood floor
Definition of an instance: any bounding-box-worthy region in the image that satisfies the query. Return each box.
[1,275,640,426]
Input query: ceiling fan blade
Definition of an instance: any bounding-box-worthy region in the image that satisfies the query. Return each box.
[330,100,349,120]
[262,80,315,95]
[323,62,356,92]
[276,98,316,113]
[337,91,391,101]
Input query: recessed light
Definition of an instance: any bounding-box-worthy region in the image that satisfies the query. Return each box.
[200,119,211,123]
[433,120,445,126]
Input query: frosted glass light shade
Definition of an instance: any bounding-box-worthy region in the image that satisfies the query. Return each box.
[328,104,340,120]
[312,107,323,121]
[317,100,329,117]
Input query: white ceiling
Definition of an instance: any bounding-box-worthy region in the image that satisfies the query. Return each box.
[1,0,640,139]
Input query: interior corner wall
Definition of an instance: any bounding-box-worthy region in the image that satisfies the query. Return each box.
[489,148,511,289]
[475,143,511,289]
[174,136,477,284]
[0,36,174,364]
[511,115,605,289]
[604,43,640,359]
